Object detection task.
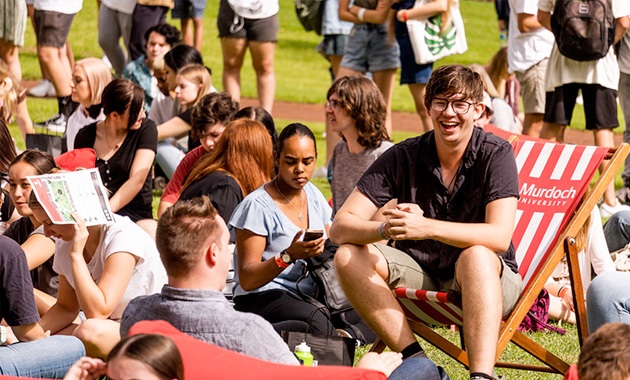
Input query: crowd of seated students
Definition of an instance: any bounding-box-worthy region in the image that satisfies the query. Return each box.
[4,14,630,379]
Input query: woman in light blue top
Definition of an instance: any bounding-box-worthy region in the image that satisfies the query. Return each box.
[229,123,335,335]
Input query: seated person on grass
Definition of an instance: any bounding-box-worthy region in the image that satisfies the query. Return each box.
[122,196,299,365]
[122,23,181,114]
[330,64,522,380]
[0,235,85,378]
[30,185,167,359]
[157,92,239,217]
[326,76,393,216]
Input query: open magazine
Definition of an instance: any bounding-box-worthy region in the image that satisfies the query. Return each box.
[27,168,114,226]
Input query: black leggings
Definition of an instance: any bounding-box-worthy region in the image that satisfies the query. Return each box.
[234,289,335,335]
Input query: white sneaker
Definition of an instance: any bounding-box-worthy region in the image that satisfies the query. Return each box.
[599,199,630,218]
[34,113,67,133]
[102,55,112,69]
[27,79,56,98]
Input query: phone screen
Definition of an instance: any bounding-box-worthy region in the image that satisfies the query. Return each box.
[303,229,324,241]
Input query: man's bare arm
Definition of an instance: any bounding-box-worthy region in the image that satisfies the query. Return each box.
[330,188,383,245]
[537,10,552,31]
[615,16,629,44]
[383,197,517,253]
[518,13,543,33]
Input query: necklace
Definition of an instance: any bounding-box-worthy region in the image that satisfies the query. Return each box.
[445,166,460,193]
[104,122,126,150]
[274,178,306,221]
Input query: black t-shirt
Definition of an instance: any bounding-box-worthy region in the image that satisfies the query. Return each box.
[0,235,40,326]
[357,127,520,281]
[3,216,35,245]
[177,109,200,152]
[179,171,243,225]
[74,119,158,222]
[3,217,59,298]
[1,192,14,223]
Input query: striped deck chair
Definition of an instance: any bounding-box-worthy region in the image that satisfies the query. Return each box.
[370,140,630,374]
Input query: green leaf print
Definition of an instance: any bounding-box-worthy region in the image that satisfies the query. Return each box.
[425,14,456,55]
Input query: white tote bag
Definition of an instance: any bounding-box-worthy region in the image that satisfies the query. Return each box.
[406,0,468,64]
[227,0,279,19]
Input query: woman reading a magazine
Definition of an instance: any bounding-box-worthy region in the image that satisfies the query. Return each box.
[29,182,166,359]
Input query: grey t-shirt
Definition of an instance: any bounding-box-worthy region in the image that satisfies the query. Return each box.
[121,285,298,365]
[331,140,394,216]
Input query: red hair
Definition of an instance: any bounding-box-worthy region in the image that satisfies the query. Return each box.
[182,119,274,196]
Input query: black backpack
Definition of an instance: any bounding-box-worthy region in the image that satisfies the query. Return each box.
[550,0,615,61]
[295,0,324,35]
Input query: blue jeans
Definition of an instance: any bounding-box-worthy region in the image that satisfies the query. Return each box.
[156,139,185,179]
[603,210,630,252]
[389,357,442,380]
[586,271,630,334]
[0,336,85,378]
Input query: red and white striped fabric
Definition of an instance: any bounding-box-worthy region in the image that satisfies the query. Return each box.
[395,140,609,326]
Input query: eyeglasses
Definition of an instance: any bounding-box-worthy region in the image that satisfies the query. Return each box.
[430,98,476,115]
[326,99,342,109]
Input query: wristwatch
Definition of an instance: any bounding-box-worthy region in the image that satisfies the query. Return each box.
[274,251,292,269]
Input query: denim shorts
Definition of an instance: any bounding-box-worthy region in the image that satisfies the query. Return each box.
[172,0,207,19]
[340,23,400,72]
[397,33,433,85]
[317,34,348,58]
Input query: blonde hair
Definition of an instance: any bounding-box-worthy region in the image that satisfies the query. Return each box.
[176,64,212,111]
[74,57,113,106]
[0,63,20,123]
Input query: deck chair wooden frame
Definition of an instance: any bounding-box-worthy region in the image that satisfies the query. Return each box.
[370,139,630,375]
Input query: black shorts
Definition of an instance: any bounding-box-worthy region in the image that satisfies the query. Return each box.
[544,83,619,130]
[33,10,75,47]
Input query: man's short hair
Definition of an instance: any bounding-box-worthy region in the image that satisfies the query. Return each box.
[424,64,484,111]
[144,23,182,47]
[578,323,630,380]
[156,196,221,278]
[190,92,239,140]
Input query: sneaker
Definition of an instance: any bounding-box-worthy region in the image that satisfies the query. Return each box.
[102,55,112,69]
[27,79,56,98]
[599,199,630,218]
[34,113,66,133]
[616,187,630,204]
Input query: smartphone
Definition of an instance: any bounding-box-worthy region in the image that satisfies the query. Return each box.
[303,229,324,242]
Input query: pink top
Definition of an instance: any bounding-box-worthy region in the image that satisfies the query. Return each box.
[161,145,208,204]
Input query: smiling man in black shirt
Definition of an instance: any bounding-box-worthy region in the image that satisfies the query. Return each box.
[330,65,522,380]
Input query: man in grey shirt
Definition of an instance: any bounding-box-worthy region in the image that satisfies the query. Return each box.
[120,196,298,365]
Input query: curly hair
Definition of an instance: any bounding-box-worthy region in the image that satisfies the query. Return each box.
[190,92,239,141]
[327,77,390,149]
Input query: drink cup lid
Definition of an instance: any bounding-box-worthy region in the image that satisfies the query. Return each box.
[295,341,311,353]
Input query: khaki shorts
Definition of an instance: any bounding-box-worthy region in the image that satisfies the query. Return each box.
[515,58,548,115]
[374,243,523,318]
